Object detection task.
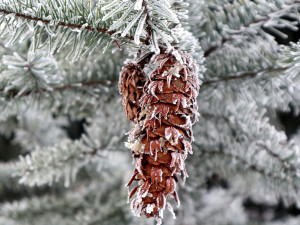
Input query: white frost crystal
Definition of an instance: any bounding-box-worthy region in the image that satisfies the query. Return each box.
[125,140,145,153]
[146,203,155,214]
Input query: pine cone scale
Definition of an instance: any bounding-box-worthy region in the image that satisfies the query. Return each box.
[119,64,147,121]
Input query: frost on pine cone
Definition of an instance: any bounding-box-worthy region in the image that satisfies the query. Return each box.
[120,51,199,224]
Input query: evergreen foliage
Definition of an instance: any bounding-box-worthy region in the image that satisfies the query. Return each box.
[0,0,300,224]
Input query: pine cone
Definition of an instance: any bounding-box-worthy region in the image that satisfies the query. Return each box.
[119,63,147,121]
[124,51,200,224]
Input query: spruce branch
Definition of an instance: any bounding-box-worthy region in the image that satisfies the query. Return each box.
[0,50,60,97]
[194,189,246,225]
[201,113,300,177]
[4,1,300,224]
[12,100,130,188]
[1,79,117,98]
[202,1,300,57]
[202,66,288,87]
[0,80,120,122]
[0,0,122,61]
[0,8,142,43]
[14,139,92,187]
[199,147,299,191]
[195,97,300,197]
[0,42,125,100]
[4,56,287,98]
[100,0,187,53]
[256,143,300,174]
[0,0,188,58]
[0,170,131,225]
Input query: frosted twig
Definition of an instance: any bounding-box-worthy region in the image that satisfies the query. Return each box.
[198,147,299,191]
[0,9,146,44]
[202,67,288,87]
[204,1,300,57]
[0,79,118,97]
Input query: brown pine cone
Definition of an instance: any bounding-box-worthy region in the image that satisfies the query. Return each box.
[119,63,147,121]
[124,51,200,224]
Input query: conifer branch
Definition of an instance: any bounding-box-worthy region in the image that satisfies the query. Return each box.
[15,139,92,187]
[199,147,299,190]
[257,143,299,174]
[0,9,144,43]
[202,67,288,86]
[203,1,300,57]
[1,66,288,98]
[200,113,300,177]
[0,79,118,98]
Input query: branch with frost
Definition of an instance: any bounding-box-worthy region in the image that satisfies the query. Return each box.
[195,189,247,225]
[0,39,126,98]
[0,50,60,97]
[280,41,300,78]
[195,101,300,195]
[0,0,118,60]
[202,66,288,87]
[0,46,126,120]
[195,2,299,87]
[11,107,67,152]
[0,0,191,59]
[14,139,93,187]
[0,49,112,100]
[0,155,141,225]
[199,52,300,110]
[222,1,300,37]
[201,41,300,109]
[198,147,298,189]
[0,184,129,225]
[0,7,111,35]
[12,100,130,188]
[101,0,188,53]
[0,191,84,224]
[0,85,117,122]
[189,0,300,55]
[1,78,117,98]
[203,33,281,79]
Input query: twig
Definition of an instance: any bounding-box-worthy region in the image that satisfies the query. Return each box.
[0,79,118,97]
[198,147,298,190]
[201,66,288,87]
[203,1,300,57]
[0,66,288,98]
[257,143,299,174]
[0,9,146,44]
